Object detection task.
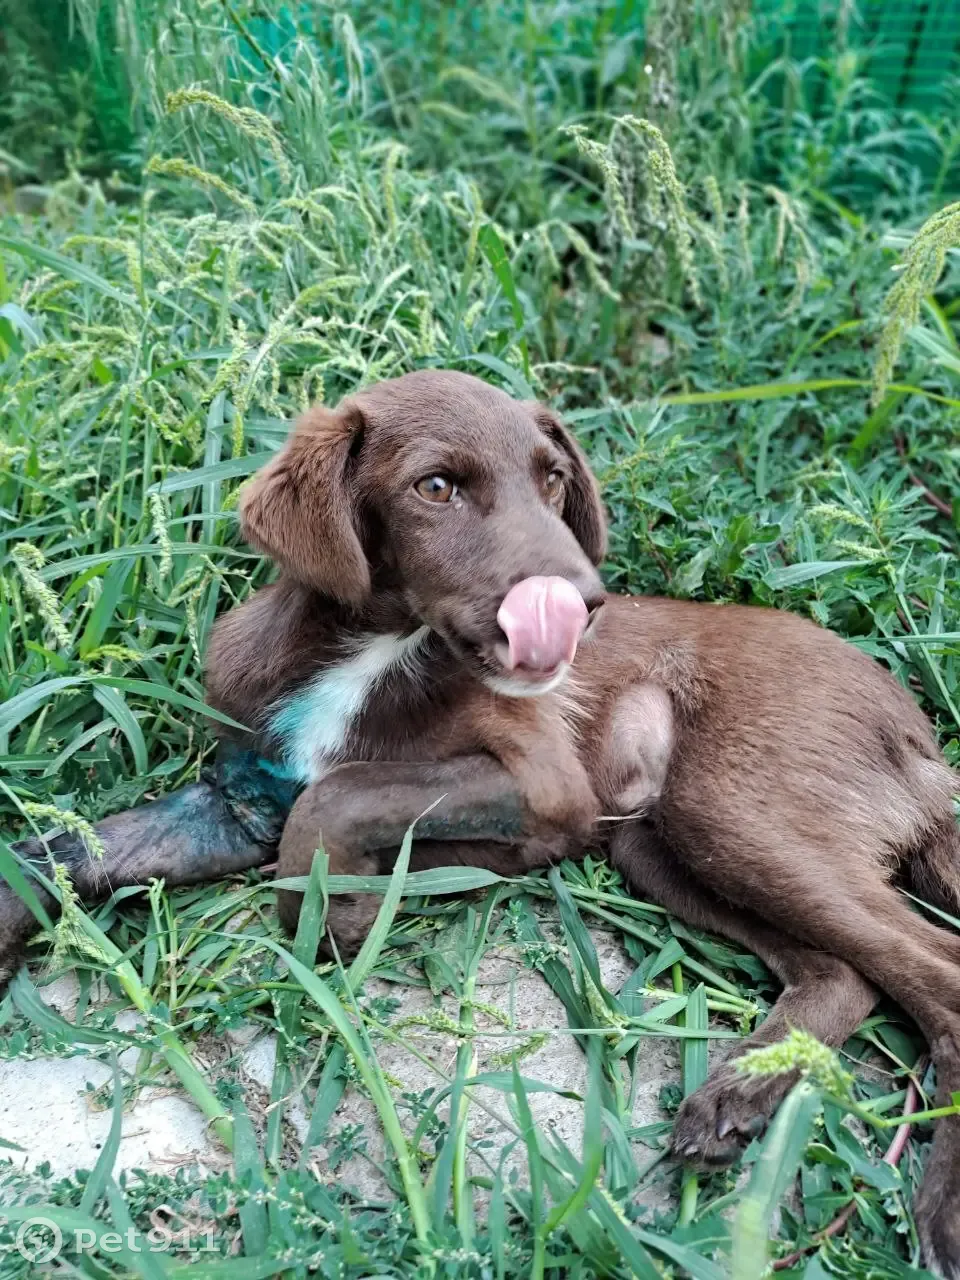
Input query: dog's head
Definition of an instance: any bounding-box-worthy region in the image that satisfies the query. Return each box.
[240,370,606,696]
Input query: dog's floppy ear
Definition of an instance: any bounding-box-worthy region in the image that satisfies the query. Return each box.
[240,403,370,604]
[526,403,607,564]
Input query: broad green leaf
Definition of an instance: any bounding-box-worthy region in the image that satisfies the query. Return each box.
[764,559,863,589]
[272,865,508,896]
[233,1097,268,1255]
[847,391,904,458]
[477,224,531,379]
[36,544,257,582]
[149,452,275,494]
[346,818,414,987]
[549,866,616,1013]
[298,1042,348,1167]
[79,558,133,657]
[104,1179,170,1279]
[93,685,149,775]
[0,675,247,737]
[79,1056,124,1214]
[267,851,329,1163]
[543,1038,604,1233]
[681,984,709,1095]
[453,352,536,401]
[0,233,140,310]
[252,936,431,1244]
[11,970,141,1048]
[659,377,960,408]
[168,1261,295,1279]
[0,300,42,346]
[511,1057,544,1239]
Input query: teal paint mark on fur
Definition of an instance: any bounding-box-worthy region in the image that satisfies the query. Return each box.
[268,628,430,783]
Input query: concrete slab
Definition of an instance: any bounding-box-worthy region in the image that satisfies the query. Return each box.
[0,976,228,1180]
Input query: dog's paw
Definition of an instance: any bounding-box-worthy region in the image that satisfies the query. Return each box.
[320,896,382,960]
[671,1063,799,1167]
[0,952,22,1000]
[0,884,35,996]
[916,1135,960,1279]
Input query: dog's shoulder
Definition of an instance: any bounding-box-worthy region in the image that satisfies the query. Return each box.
[206,579,337,728]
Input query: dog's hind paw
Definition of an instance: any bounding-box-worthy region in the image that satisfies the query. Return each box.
[918,1217,960,1280]
[671,1062,800,1167]
[916,1139,960,1280]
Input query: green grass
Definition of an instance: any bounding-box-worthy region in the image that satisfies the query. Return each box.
[1,1,959,1276]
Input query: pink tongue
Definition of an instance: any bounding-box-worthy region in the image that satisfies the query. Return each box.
[496,576,589,673]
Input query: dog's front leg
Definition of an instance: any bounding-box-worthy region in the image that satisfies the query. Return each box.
[276,756,583,954]
[0,746,299,984]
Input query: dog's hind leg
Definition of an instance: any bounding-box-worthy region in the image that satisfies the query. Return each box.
[608,820,878,1163]
[0,746,298,984]
[657,766,960,1279]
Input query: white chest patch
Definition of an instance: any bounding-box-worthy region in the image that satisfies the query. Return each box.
[269,627,429,783]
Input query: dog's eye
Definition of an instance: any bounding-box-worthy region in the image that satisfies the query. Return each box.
[544,470,564,503]
[415,475,458,504]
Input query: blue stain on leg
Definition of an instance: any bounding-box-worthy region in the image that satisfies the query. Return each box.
[9,744,302,892]
[0,742,304,980]
[212,744,303,846]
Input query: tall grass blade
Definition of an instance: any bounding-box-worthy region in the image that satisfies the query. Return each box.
[78,1053,124,1215]
[252,936,432,1246]
[732,1081,823,1278]
[346,817,415,989]
[0,234,141,309]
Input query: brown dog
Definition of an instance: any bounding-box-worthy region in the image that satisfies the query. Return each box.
[4,370,958,1273]
[204,370,960,1275]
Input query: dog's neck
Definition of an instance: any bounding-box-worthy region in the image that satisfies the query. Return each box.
[266,622,435,782]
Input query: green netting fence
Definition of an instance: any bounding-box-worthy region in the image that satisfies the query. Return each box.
[766,0,958,110]
[0,0,958,182]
